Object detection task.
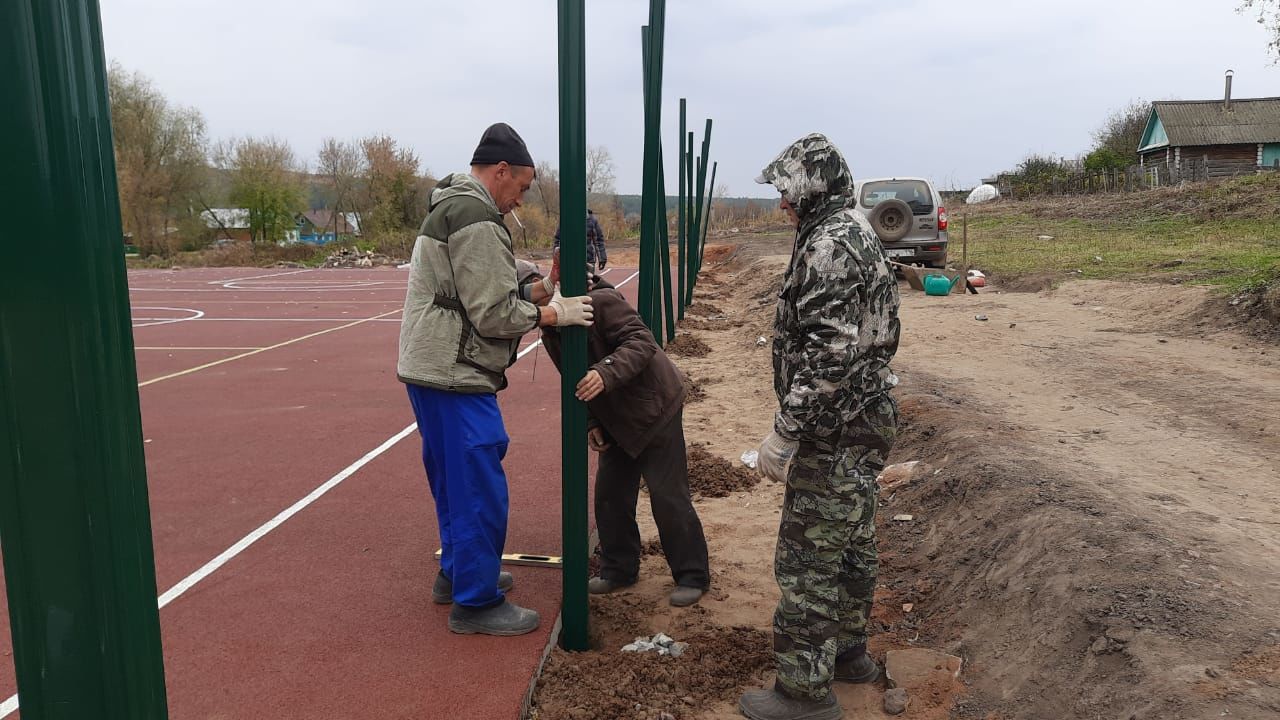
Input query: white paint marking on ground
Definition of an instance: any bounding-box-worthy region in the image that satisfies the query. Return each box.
[137,308,403,387]
[0,269,642,719]
[154,422,420,610]
[131,307,204,328]
[208,269,313,285]
[135,347,265,351]
[154,317,403,323]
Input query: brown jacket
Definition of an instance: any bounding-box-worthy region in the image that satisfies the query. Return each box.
[541,278,685,458]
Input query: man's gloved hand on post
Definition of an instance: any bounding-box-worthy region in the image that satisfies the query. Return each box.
[549,290,594,327]
[757,430,799,483]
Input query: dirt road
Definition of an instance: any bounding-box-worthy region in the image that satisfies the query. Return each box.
[531,240,1280,720]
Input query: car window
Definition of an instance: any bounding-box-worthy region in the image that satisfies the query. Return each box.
[860,180,934,214]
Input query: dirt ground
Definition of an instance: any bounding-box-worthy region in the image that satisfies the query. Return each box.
[530,234,1280,720]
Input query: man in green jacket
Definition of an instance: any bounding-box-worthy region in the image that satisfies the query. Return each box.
[398,123,594,637]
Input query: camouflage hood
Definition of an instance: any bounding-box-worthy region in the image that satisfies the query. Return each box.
[755,133,855,236]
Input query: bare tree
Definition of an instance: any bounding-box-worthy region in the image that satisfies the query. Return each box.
[1092,99,1151,164]
[1240,1,1280,58]
[107,62,207,255]
[358,135,430,236]
[317,138,363,240]
[531,160,560,220]
[585,145,616,204]
[213,136,307,245]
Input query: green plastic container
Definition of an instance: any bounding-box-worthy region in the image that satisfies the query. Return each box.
[923,273,962,296]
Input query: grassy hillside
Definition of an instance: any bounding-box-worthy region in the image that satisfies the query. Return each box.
[956,173,1280,292]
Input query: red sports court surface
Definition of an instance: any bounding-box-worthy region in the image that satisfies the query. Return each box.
[0,265,640,719]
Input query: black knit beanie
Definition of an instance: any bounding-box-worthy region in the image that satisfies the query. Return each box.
[471,123,535,168]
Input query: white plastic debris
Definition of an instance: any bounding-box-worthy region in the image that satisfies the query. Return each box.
[756,336,768,347]
[892,514,915,522]
[397,262,411,269]
[741,450,760,469]
[965,184,999,205]
[621,633,685,656]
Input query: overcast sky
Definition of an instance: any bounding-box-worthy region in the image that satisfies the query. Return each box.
[101,0,1280,196]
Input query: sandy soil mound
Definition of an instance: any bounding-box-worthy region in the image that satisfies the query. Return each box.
[687,446,759,498]
[666,334,712,358]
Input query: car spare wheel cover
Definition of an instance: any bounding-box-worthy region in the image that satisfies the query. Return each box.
[870,199,912,242]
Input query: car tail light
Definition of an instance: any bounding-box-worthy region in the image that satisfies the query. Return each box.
[937,206,948,231]
[924,245,943,252]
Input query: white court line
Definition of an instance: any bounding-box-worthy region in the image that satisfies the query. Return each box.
[0,268,640,719]
[221,282,398,291]
[140,318,403,323]
[207,269,313,285]
[131,307,204,329]
[153,424,420,610]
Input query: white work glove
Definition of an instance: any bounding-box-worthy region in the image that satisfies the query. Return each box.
[549,290,594,327]
[757,431,799,483]
[539,275,556,297]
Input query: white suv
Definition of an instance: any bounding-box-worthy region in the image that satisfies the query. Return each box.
[853,177,949,268]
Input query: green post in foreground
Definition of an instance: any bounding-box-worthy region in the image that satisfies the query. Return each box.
[557,0,590,651]
[0,0,170,716]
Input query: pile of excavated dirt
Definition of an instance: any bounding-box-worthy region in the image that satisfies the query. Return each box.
[686,445,759,498]
[685,301,724,317]
[682,374,708,404]
[530,595,772,720]
[665,334,712,358]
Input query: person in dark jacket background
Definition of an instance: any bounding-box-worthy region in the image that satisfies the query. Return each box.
[529,261,709,607]
[553,209,608,272]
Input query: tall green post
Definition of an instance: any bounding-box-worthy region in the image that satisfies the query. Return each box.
[557,0,590,651]
[657,153,677,342]
[685,131,696,306]
[677,101,687,320]
[700,161,720,274]
[0,0,170,717]
[638,26,656,335]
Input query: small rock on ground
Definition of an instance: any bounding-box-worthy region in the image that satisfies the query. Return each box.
[883,688,910,715]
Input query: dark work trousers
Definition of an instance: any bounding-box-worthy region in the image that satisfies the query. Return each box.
[594,409,711,590]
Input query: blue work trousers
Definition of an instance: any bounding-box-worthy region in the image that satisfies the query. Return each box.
[406,384,510,608]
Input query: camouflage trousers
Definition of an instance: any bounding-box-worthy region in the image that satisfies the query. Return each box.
[772,395,898,700]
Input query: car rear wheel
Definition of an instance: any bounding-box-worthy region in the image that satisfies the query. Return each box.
[869,199,912,242]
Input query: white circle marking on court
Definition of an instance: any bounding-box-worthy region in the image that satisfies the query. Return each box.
[132,307,205,328]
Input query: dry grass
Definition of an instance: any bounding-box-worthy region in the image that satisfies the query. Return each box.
[955,173,1280,293]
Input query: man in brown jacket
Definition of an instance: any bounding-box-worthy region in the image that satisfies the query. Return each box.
[533,264,710,607]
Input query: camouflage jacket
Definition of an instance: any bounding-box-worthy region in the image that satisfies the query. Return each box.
[758,134,901,442]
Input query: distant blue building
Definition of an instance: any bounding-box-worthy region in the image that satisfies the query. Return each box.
[295,210,360,245]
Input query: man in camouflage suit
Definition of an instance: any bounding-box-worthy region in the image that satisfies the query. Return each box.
[740,134,901,720]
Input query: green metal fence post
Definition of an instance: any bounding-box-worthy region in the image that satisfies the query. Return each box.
[0,0,170,717]
[685,131,696,306]
[638,25,656,336]
[691,152,707,298]
[677,100,687,320]
[699,161,719,275]
[657,152,676,342]
[556,0,590,652]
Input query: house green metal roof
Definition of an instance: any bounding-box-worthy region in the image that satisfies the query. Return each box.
[1138,98,1280,152]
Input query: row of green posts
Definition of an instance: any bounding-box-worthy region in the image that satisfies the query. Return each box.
[635,0,717,346]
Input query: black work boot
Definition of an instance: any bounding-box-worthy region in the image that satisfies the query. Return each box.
[448,600,540,636]
[833,645,880,684]
[431,570,514,605]
[587,576,635,595]
[738,682,842,720]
